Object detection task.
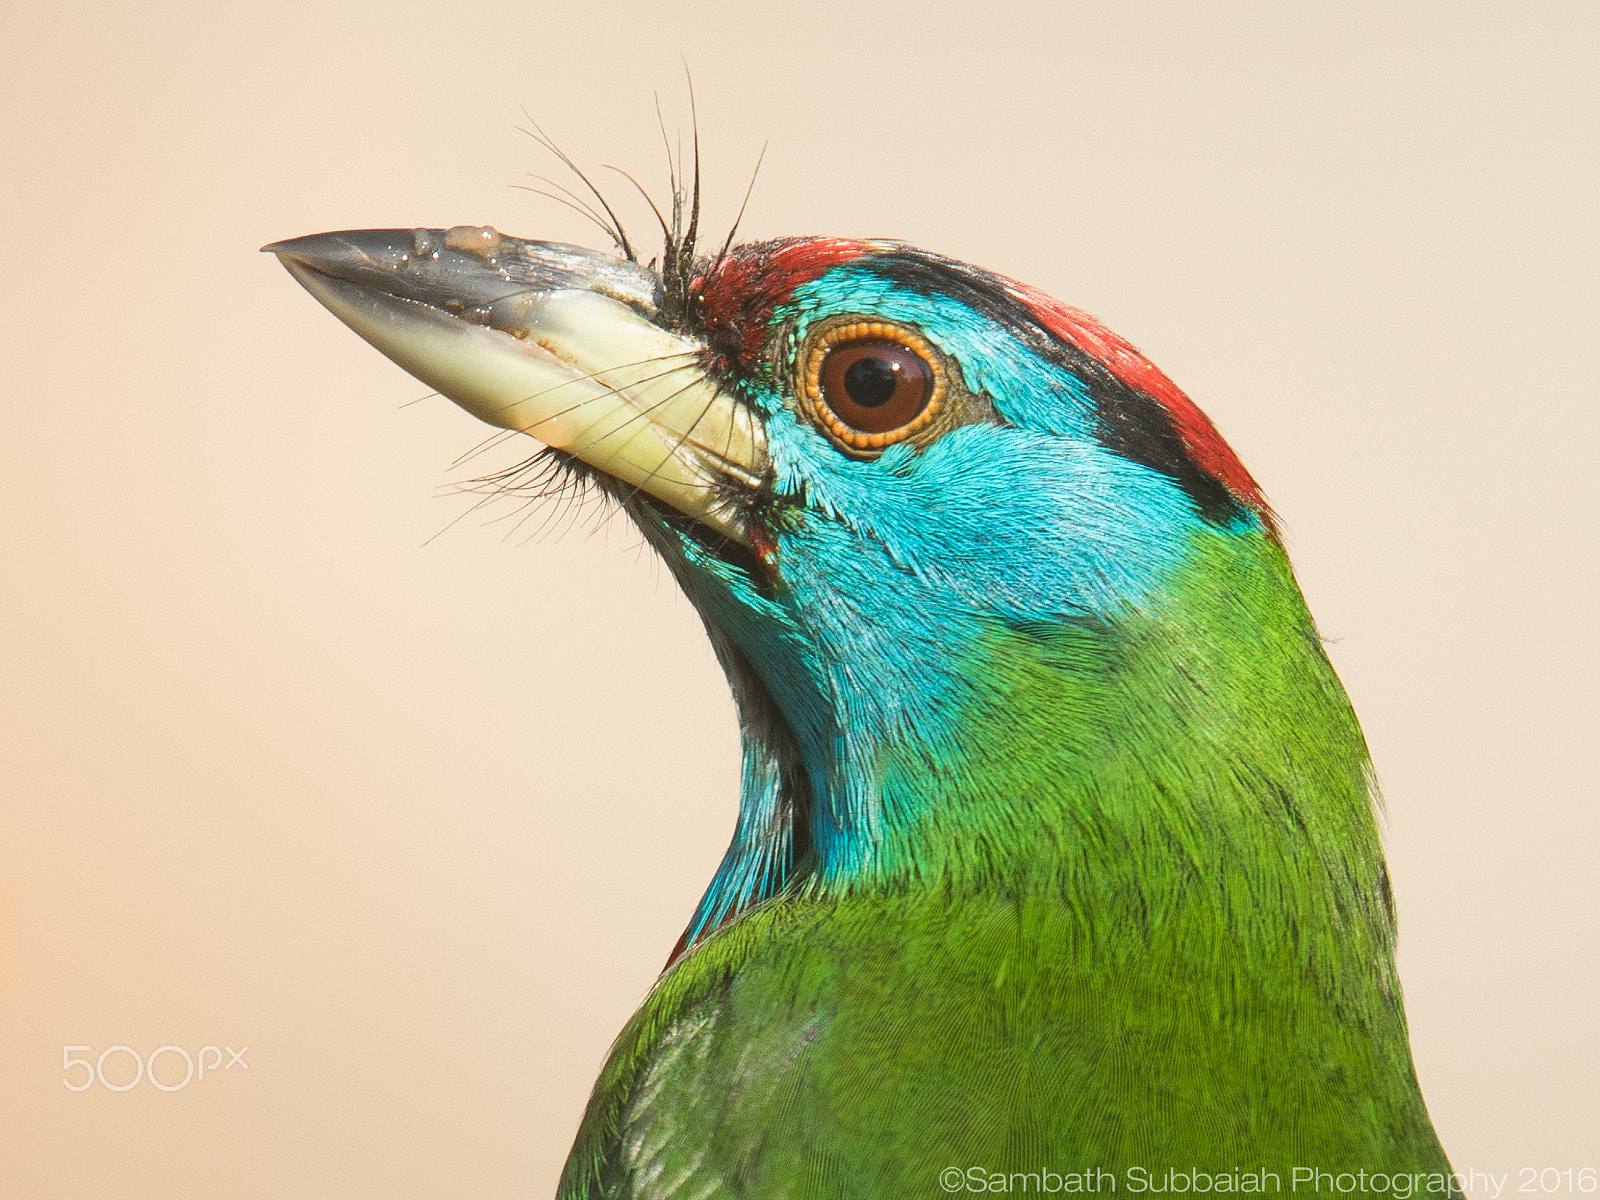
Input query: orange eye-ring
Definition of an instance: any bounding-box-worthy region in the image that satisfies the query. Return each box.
[802,321,946,451]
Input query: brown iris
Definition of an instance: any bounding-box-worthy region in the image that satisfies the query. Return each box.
[803,321,947,451]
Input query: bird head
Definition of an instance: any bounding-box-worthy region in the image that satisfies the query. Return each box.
[268,226,1378,963]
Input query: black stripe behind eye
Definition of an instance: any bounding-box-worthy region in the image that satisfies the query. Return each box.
[865,252,1244,526]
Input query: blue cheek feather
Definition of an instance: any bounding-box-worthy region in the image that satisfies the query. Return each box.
[669,269,1222,887]
[772,267,1211,624]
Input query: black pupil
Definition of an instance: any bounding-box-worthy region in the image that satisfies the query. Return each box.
[842,356,899,408]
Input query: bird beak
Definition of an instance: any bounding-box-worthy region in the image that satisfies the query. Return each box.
[264,226,765,544]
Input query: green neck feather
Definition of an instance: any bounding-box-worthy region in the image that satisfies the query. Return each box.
[857,526,1396,1015]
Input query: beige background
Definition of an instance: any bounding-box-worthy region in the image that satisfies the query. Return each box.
[2,1,1596,1196]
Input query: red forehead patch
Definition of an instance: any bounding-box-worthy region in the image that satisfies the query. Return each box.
[697,238,865,363]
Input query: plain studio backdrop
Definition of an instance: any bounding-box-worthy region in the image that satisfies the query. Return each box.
[1,2,1595,1196]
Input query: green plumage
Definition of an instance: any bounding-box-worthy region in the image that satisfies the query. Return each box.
[561,526,1449,1196]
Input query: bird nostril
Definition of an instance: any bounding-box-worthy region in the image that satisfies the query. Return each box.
[443,225,504,263]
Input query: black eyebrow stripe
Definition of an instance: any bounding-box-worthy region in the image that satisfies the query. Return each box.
[864,250,1244,527]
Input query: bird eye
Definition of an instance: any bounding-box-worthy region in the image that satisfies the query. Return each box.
[803,321,947,451]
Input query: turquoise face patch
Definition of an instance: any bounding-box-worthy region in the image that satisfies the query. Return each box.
[654,257,1263,891]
